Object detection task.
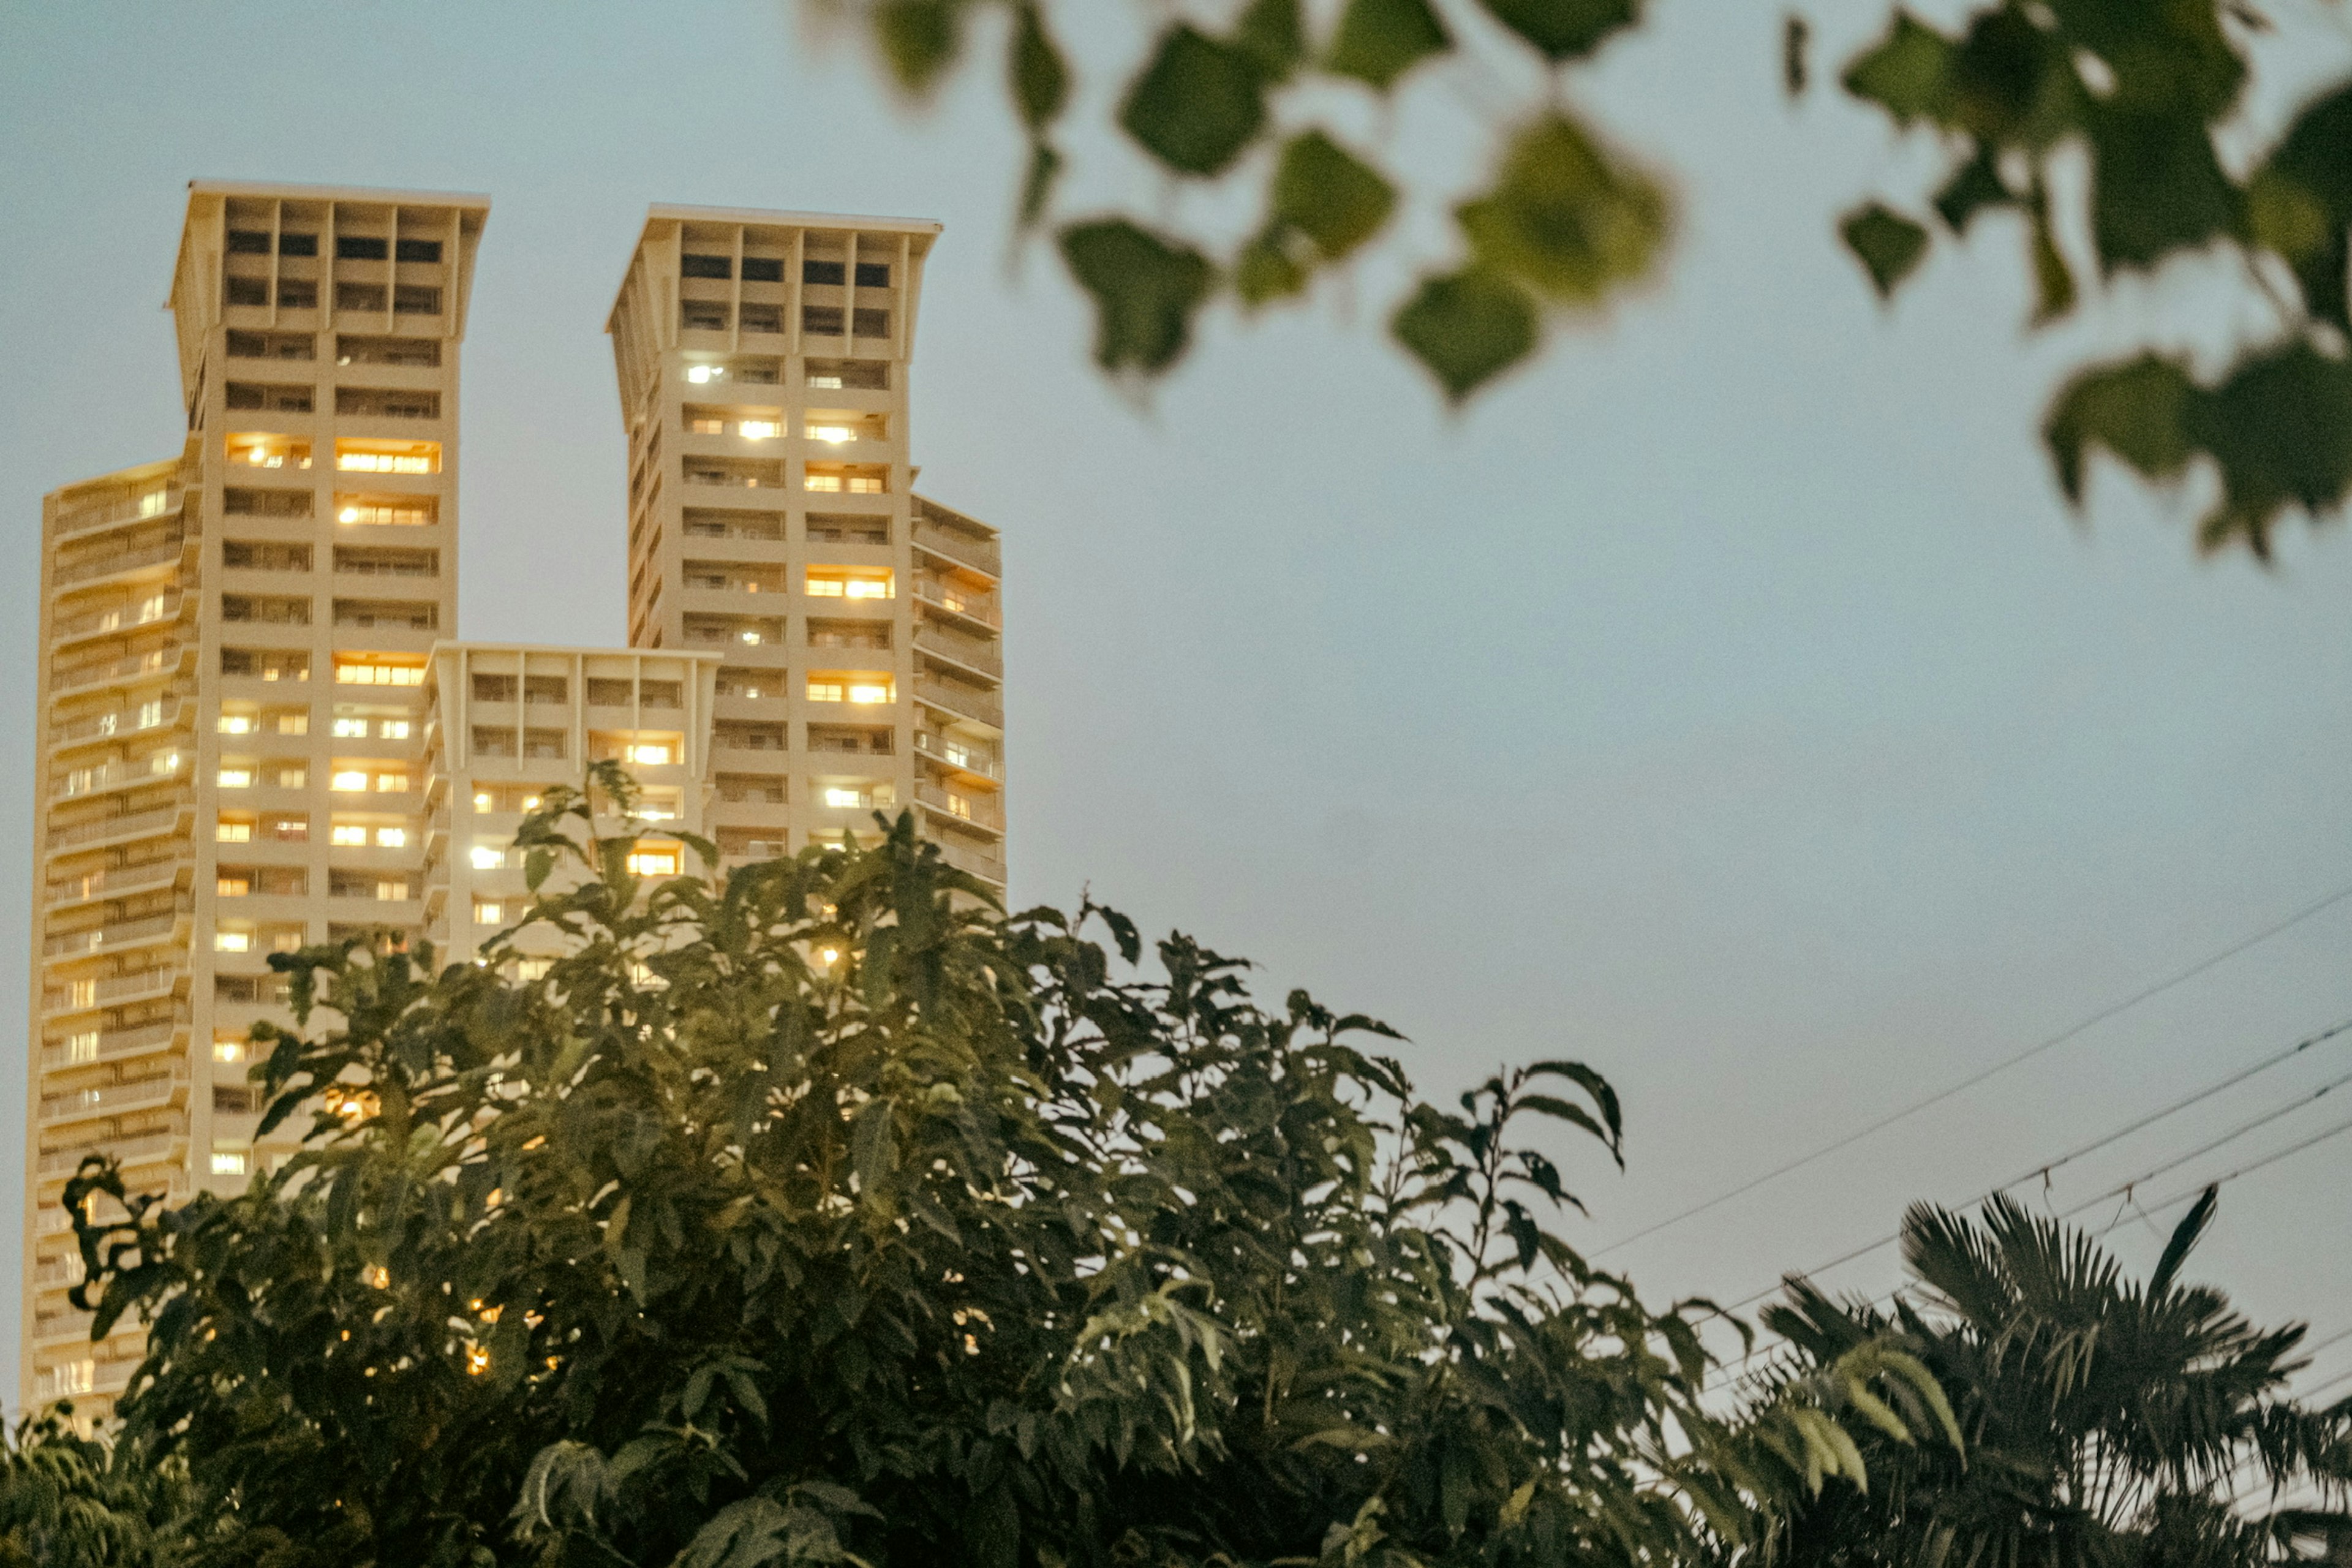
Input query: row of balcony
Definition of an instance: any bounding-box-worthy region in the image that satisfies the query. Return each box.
[39,1063,191,1126]
[47,857,188,910]
[42,907,189,960]
[39,1017,184,1072]
[46,804,192,857]
[55,535,187,589]
[41,966,183,1017]
[56,488,179,539]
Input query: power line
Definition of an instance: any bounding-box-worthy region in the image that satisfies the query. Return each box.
[1594,878,2352,1260]
[2090,1114,2352,1241]
[1713,1017,2352,1315]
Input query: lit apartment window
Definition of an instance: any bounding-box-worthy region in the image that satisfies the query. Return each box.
[740,420,781,440]
[688,416,724,435]
[627,848,679,876]
[683,362,726,385]
[213,1033,246,1063]
[805,569,893,600]
[335,658,427,686]
[382,719,412,740]
[625,742,673,765]
[849,682,891,704]
[332,717,369,738]
[337,500,434,526]
[211,1144,250,1177]
[804,466,887,494]
[226,434,312,470]
[216,930,252,952]
[377,880,410,901]
[217,815,254,842]
[473,899,503,925]
[331,771,369,792]
[330,823,368,845]
[470,845,505,870]
[65,1031,100,1064]
[806,680,843,703]
[335,440,439,475]
[218,874,251,897]
[219,767,254,788]
[823,788,864,809]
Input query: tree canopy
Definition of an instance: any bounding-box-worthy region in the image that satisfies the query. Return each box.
[54,791,1951,1567]
[818,0,2352,556]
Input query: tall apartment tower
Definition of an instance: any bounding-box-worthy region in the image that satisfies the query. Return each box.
[23,182,486,1419]
[606,208,1006,888]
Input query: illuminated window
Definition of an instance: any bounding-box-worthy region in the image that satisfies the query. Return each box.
[807,423,853,444]
[473,899,503,925]
[218,767,254,788]
[226,434,312,470]
[688,416,724,434]
[216,930,251,952]
[805,577,844,597]
[335,440,439,475]
[332,717,368,738]
[627,849,679,876]
[375,826,406,848]
[848,683,891,705]
[219,713,254,734]
[274,710,308,734]
[336,502,432,526]
[217,875,251,897]
[213,1033,246,1063]
[470,845,504,870]
[740,420,781,439]
[948,794,972,820]
[380,719,411,740]
[217,816,254,842]
[331,771,369,791]
[625,743,673,765]
[64,1031,99,1064]
[137,699,165,728]
[376,880,409,902]
[804,473,842,493]
[472,791,492,810]
[807,570,892,600]
[685,363,723,384]
[823,788,864,809]
[375,772,409,793]
[331,824,368,846]
[806,680,843,703]
[336,659,426,686]
[211,1145,249,1177]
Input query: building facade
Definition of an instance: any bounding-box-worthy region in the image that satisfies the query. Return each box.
[606,206,1006,886]
[21,187,1008,1423]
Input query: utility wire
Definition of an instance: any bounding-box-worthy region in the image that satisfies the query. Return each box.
[2089,1113,2352,1241]
[1594,879,2352,1260]
[1715,1019,2352,1315]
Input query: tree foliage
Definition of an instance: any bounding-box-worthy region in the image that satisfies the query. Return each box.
[814,0,2352,554]
[56,788,1950,1567]
[1755,1191,2352,1568]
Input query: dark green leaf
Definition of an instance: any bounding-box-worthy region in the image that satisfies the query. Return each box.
[1842,12,1953,126]
[1058,219,1218,376]
[2026,205,2074,325]
[1017,143,1064,233]
[2086,108,2237,272]
[1269,130,1398,260]
[1325,0,1452,91]
[1931,149,2013,234]
[873,0,967,98]
[2043,350,2195,503]
[1784,12,1809,97]
[1474,0,1640,62]
[1840,202,1931,298]
[1233,0,1307,81]
[1235,229,1310,307]
[2188,337,2352,556]
[1008,4,1068,132]
[2256,83,2352,328]
[1119,25,1266,177]
[1391,267,1539,402]
[1456,112,1669,305]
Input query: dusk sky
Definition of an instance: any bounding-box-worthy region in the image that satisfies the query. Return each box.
[3,1,2349,1405]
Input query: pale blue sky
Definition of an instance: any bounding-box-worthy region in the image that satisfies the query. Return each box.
[3,1,2349,1404]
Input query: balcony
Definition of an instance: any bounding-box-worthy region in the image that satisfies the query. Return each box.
[52,753,186,804]
[911,518,1001,579]
[930,837,1008,886]
[39,1064,190,1125]
[684,459,785,491]
[913,729,1001,781]
[50,646,187,701]
[57,488,179,539]
[35,1128,183,1179]
[42,965,183,1016]
[915,782,1005,835]
[913,622,1002,680]
[913,677,1003,732]
[45,804,192,857]
[39,1018,185,1071]
[53,535,186,589]
[42,908,189,960]
[49,691,193,751]
[54,595,183,644]
[912,573,1000,631]
[47,858,187,910]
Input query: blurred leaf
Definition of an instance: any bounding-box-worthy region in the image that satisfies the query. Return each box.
[1058,219,1217,375]
[2256,83,2352,329]
[1475,0,1640,63]
[1456,111,1669,305]
[1017,143,1063,233]
[2086,109,2236,272]
[1931,149,2012,233]
[1840,202,1929,298]
[2190,339,2352,557]
[1120,25,1267,176]
[1326,0,1452,91]
[1008,4,1068,132]
[2026,204,2074,325]
[2043,350,2195,505]
[1784,12,1809,97]
[1234,0,1308,81]
[873,0,967,97]
[1235,230,1310,307]
[1842,12,1953,126]
[1392,266,1539,401]
[1271,130,1397,260]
